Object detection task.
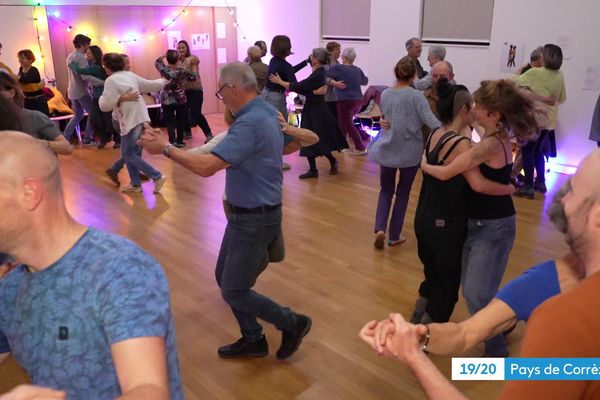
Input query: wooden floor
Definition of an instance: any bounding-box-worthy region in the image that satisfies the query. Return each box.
[1,113,571,399]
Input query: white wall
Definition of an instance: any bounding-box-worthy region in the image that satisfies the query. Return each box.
[0,6,55,81]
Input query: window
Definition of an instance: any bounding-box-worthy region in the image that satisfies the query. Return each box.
[321,0,371,42]
[421,0,494,46]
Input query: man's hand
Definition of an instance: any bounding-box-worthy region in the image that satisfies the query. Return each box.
[379,118,390,129]
[138,122,168,155]
[269,73,284,86]
[330,79,346,90]
[377,313,428,363]
[0,385,66,400]
[120,89,141,103]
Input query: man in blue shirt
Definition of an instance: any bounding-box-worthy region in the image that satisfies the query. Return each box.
[0,131,182,399]
[140,62,312,359]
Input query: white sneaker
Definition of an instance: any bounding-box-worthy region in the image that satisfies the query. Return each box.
[120,185,142,193]
[153,175,166,193]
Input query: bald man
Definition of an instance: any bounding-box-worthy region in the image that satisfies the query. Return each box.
[247,45,268,93]
[0,132,183,399]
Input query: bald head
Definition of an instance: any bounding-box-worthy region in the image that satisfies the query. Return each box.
[247,46,262,62]
[0,131,61,194]
[431,61,454,86]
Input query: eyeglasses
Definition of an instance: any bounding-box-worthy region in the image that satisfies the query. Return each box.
[215,83,233,100]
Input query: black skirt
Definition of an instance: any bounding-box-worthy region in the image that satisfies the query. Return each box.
[299,100,348,158]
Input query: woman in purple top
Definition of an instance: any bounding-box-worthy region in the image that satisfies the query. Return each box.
[326,48,369,154]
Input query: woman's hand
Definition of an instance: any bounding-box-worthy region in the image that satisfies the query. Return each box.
[119,89,140,104]
[269,73,285,86]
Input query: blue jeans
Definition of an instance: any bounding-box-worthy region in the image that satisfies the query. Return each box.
[117,124,161,186]
[264,91,288,121]
[461,215,516,356]
[374,164,419,241]
[215,206,296,342]
[63,94,94,141]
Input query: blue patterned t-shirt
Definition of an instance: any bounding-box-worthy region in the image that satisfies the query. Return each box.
[0,228,183,400]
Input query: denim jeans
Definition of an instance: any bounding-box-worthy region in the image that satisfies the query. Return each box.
[63,94,94,141]
[461,215,516,356]
[118,124,161,186]
[264,91,288,121]
[374,164,419,241]
[522,129,551,186]
[215,206,296,342]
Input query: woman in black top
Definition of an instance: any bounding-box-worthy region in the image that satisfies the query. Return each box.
[17,49,49,116]
[264,35,308,121]
[270,47,348,178]
[421,79,543,356]
[413,79,514,325]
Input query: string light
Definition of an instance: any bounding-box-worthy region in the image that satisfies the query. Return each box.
[224,0,248,42]
[32,5,50,80]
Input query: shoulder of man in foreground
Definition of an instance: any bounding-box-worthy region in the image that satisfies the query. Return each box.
[499,272,600,400]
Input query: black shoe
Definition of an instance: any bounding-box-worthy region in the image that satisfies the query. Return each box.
[204,134,214,144]
[218,335,269,358]
[299,170,318,179]
[534,181,547,193]
[276,314,312,359]
[83,138,97,146]
[184,131,193,139]
[105,169,119,186]
[330,160,339,175]
[514,186,534,199]
[97,139,110,149]
[173,142,185,148]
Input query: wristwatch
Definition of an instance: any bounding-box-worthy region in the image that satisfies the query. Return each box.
[162,143,173,157]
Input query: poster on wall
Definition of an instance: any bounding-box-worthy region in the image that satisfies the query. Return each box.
[216,23,226,39]
[499,41,524,73]
[166,30,182,50]
[583,66,600,90]
[191,33,210,50]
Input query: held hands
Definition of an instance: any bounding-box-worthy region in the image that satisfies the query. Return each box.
[138,122,168,154]
[420,153,431,172]
[359,313,428,363]
[0,385,66,400]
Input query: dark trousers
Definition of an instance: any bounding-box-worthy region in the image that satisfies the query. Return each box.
[91,98,119,143]
[415,215,466,322]
[374,165,419,241]
[522,129,551,186]
[215,206,296,342]
[185,89,212,137]
[336,99,365,150]
[162,103,187,144]
[326,101,338,121]
[24,95,49,116]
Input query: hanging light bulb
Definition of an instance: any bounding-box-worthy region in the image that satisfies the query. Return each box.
[66,26,72,32]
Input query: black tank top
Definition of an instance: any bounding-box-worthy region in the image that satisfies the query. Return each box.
[468,135,516,219]
[415,130,470,221]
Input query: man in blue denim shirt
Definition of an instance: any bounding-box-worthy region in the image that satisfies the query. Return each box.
[140,62,312,359]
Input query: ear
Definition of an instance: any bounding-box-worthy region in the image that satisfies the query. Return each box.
[22,179,44,211]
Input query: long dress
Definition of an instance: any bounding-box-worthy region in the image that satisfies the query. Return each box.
[289,67,348,157]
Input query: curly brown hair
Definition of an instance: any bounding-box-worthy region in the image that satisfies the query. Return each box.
[473,79,543,139]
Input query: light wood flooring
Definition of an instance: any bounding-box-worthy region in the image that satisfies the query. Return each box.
[1,113,571,399]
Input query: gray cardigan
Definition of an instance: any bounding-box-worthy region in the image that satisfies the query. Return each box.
[368,87,440,168]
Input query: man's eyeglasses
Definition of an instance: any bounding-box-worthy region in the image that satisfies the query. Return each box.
[215,83,233,100]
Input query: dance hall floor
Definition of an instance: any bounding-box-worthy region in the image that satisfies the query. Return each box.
[2,113,571,399]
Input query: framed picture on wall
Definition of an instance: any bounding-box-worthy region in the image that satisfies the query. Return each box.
[191,33,210,50]
[166,30,182,49]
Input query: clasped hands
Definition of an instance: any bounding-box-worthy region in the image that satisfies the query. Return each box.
[359,313,428,363]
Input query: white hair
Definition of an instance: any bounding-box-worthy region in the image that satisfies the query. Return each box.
[341,47,357,62]
[219,62,257,90]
